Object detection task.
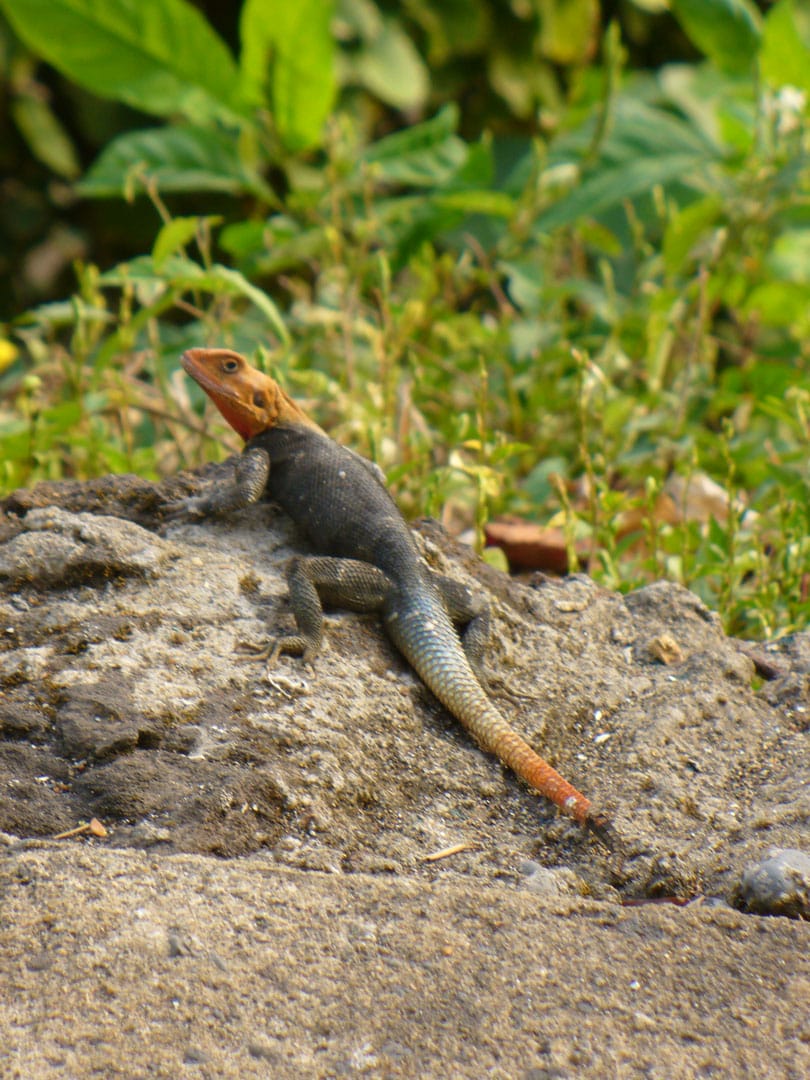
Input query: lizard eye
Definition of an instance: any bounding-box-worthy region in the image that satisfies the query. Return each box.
[222,358,239,373]
[253,392,265,408]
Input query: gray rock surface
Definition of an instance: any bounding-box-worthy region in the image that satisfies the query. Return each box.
[2,844,808,1080]
[1,466,808,1077]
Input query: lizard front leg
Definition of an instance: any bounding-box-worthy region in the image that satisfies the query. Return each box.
[164,447,270,520]
[245,555,392,664]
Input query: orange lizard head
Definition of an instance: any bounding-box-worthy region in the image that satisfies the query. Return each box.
[181,348,322,442]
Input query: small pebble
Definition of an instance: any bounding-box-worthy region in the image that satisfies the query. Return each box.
[519,861,584,898]
[735,848,810,918]
[183,1048,209,1065]
[129,821,172,846]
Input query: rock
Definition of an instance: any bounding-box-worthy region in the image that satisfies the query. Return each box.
[0,467,809,1075]
[1,846,808,1079]
[0,471,807,903]
[0,506,176,587]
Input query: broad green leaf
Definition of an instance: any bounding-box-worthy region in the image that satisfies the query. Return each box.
[744,280,810,325]
[537,153,705,232]
[0,0,242,124]
[152,217,204,267]
[77,126,269,198]
[658,60,757,150]
[602,97,719,157]
[342,15,429,110]
[670,0,761,75]
[450,139,495,188]
[11,95,80,179]
[761,0,810,95]
[218,221,269,259]
[360,106,467,186]
[538,102,718,232]
[239,0,336,151]
[334,0,383,42]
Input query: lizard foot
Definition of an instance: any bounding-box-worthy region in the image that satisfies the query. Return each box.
[235,640,275,663]
[161,495,210,523]
[235,635,319,666]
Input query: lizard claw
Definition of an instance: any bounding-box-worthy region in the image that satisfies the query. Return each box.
[585,810,624,860]
[235,639,278,665]
[235,635,319,667]
[162,496,208,523]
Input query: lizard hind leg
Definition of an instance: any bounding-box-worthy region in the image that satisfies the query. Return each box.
[238,555,392,666]
[431,572,491,674]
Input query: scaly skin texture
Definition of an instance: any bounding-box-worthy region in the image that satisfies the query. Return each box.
[173,348,616,848]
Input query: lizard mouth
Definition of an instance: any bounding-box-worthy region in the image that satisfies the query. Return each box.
[180,350,236,401]
[181,349,260,441]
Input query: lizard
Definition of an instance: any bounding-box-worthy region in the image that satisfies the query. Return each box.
[169,347,617,849]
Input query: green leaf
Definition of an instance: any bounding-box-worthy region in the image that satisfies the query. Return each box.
[16,301,113,330]
[538,154,701,233]
[433,190,515,217]
[417,0,491,61]
[360,106,467,186]
[0,0,242,124]
[77,126,269,198]
[537,0,600,66]
[663,196,724,273]
[239,0,336,151]
[11,94,81,179]
[207,265,290,344]
[670,0,761,75]
[99,256,290,344]
[538,100,719,231]
[342,15,429,110]
[744,280,810,325]
[152,217,203,267]
[218,221,268,259]
[489,50,559,120]
[500,260,545,315]
[766,229,810,283]
[219,218,327,276]
[761,0,810,95]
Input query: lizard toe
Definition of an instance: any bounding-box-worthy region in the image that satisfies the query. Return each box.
[585,810,624,859]
[234,639,274,663]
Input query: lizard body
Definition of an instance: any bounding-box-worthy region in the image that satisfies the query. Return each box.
[173,348,615,847]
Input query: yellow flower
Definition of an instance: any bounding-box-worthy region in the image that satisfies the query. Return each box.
[0,339,18,373]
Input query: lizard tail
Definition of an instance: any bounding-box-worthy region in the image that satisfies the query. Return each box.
[495,728,620,852]
[494,727,592,824]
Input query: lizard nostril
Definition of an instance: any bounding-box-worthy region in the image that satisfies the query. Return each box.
[253,392,265,408]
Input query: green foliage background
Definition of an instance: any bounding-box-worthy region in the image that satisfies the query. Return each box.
[1,0,810,638]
